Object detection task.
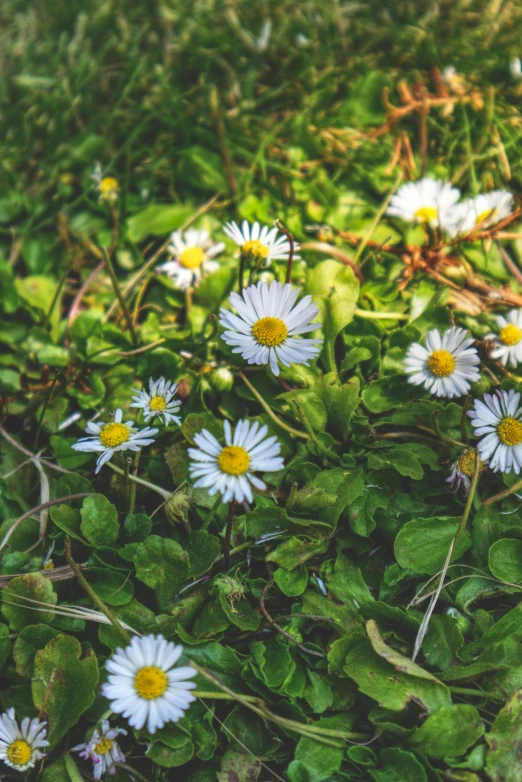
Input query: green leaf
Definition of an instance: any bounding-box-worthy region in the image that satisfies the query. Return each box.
[2,573,57,631]
[0,261,19,313]
[488,538,522,584]
[188,530,221,577]
[409,704,484,759]
[423,615,464,671]
[217,751,261,782]
[134,535,189,608]
[124,512,152,542]
[80,494,119,547]
[42,755,84,782]
[368,443,439,480]
[278,389,327,433]
[307,260,359,369]
[86,567,134,606]
[362,375,419,413]
[267,537,329,570]
[32,634,99,748]
[13,624,59,677]
[486,688,522,782]
[370,747,428,782]
[313,374,360,438]
[50,504,86,542]
[274,565,308,596]
[15,275,57,313]
[127,203,194,242]
[472,506,501,563]
[395,517,472,575]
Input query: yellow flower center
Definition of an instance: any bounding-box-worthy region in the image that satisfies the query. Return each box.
[457,450,483,476]
[7,740,32,767]
[499,324,522,346]
[476,208,497,225]
[99,177,119,197]
[497,417,522,446]
[241,239,269,260]
[217,445,251,475]
[94,738,113,755]
[149,395,166,411]
[427,349,455,377]
[414,206,438,223]
[43,561,55,570]
[100,422,131,448]
[134,666,168,700]
[252,317,288,347]
[179,246,204,269]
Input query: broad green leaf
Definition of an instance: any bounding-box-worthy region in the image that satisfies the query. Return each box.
[486,688,522,782]
[2,573,57,631]
[80,494,119,547]
[217,751,261,782]
[409,704,484,759]
[274,565,308,596]
[188,530,221,577]
[395,517,472,574]
[32,634,99,748]
[488,538,522,584]
[13,624,59,677]
[134,535,189,608]
[127,203,194,242]
[370,747,428,782]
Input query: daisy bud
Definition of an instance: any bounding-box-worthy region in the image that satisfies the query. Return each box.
[210,366,234,391]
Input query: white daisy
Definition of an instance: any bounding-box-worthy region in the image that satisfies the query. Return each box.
[130,377,182,425]
[486,309,522,367]
[188,419,284,504]
[219,280,322,376]
[446,449,484,494]
[0,709,48,772]
[156,228,224,290]
[449,190,514,236]
[101,635,197,735]
[91,162,119,203]
[223,220,300,266]
[404,327,480,398]
[71,409,158,473]
[72,720,126,780]
[510,57,522,80]
[469,389,522,474]
[386,178,461,231]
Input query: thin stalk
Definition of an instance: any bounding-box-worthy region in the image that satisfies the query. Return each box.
[352,171,402,265]
[114,763,150,782]
[483,477,522,507]
[128,451,141,515]
[275,220,295,284]
[354,308,408,321]
[193,690,258,702]
[239,373,308,439]
[64,537,130,644]
[223,501,235,569]
[106,461,172,501]
[453,450,481,550]
[460,395,471,444]
[100,245,138,346]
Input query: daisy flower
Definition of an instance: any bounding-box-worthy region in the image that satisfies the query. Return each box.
[219,280,322,376]
[0,709,48,772]
[386,178,461,231]
[454,191,514,236]
[447,449,485,494]
[486,309,522,367]
[404,327,480,398]
[101,635,197,735]
[130,377,182,425]
[469,390,522,473]
[72,720,126,780]
[91,162,119,203]
[71,409,158,473]
[223,220,300,266]
[156,228,224,290]
[188,419,284,504]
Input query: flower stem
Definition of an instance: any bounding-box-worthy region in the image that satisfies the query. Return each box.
[275,220,295,284]
[106,461,172,501]
[239,373,308,439]
[483,477,522,507]
[453,450,481,550]
[64,537,131,644]
[354,308,408,320]
[223,501,235,569]
[100,245,138,346]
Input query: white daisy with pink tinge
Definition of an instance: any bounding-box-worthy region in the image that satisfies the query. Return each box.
[404,327,480,398]
[72,720,126,779]
[101,635,197,735]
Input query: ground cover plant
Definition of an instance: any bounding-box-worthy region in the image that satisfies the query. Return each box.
[2,0,522,779]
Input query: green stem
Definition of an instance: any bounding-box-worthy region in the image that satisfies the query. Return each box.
[453,451,481,551]
[239,373,308,439]
[100,245,138,346]
[483,477,522,507]
[353,171,403,265]
[64,537,130,643]
[275,220,295,284]
[114,763,150,782]
[460,395,471,445]
[193,690,258,702]
[448,686,497,699]
[354,308,408,321]
[106,461,172,501]
[128,451,140,515]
